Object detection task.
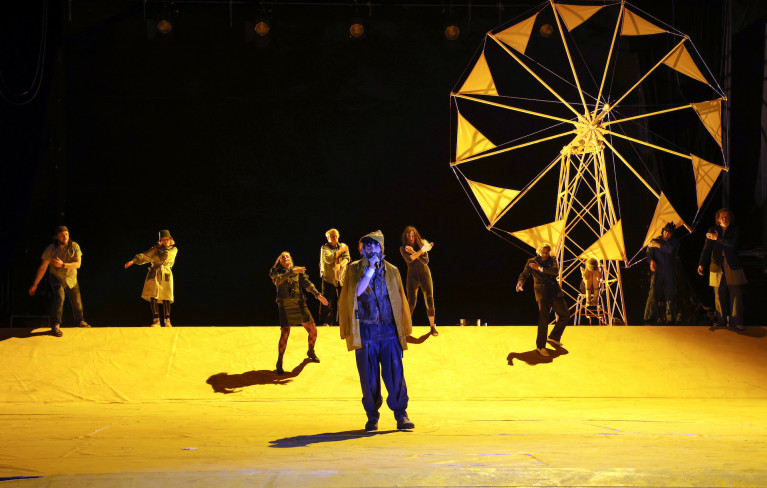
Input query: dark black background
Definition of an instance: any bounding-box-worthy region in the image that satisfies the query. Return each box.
[2,0,766,327]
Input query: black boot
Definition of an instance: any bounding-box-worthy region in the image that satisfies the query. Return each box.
[307,347,320,363]
[276,358,285,375]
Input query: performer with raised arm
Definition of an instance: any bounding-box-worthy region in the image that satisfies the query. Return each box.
[339,231,415,431]
[644,222,680,324]
[124,230,178,327]
[270,252,328,375]
[399,226,437,336]
[516,243,569,356]
[319,228,350,327]
[28,226,91,337]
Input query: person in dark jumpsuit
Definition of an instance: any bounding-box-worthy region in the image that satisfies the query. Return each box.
[644,222,680,324]
[399,226,437,336]
[516,243,569,357]
[339,230,415,431]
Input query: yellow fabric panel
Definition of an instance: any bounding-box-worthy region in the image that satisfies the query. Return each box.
[554,3,604,31]
[642,193,687,248]
[456,113,496,161]
[663,44,709,85]
[580,220,626,261]
[510,219,567,251]
[691,155,724,210]
[466,178,519,224]
[457,51,498,96]
[692,99,723,147]
[494,12,538,54]
[621,9,667,36]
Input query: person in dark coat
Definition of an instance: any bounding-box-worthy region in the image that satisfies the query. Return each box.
[698,208,746,330]
[516,243,569,356]
[644,222,680,324]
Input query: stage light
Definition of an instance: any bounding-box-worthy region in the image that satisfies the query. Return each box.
[444,23,461,41]
[254,20,270,37]
[157,19,173,35]
[349,22,365,39]
[539,23,554,38]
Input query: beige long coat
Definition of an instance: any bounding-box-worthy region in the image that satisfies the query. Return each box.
[133,246,177,302]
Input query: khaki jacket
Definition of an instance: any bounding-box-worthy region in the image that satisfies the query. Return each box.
[134,246,177,302]
[339,258,412,352]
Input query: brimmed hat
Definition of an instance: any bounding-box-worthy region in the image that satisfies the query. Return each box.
[159,229,172,240]
[54,225,68,234]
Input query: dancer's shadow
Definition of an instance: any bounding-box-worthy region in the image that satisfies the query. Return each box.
[708,324,767,338]
[206,358,313,393]
[0,328,55,342]
[507,345,569,366]
[406,331,433,345]
[270,429,399,448]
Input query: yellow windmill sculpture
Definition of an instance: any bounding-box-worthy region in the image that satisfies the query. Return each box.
[451,1,726,325]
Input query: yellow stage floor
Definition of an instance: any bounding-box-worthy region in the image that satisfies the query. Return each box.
[1,326,766,487]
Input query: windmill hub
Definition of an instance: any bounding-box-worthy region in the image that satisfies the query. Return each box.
[562,115,604,155]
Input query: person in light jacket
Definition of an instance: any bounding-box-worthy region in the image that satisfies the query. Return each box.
[124,229,177,327]
[339,230,414,432]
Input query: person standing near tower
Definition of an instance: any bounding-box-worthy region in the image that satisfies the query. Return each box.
[516,243,569,356]
[399,226,437,336]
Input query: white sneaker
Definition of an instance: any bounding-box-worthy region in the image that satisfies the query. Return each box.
[547,337,562,346]
[150,318,161,327]
[536,347,550,357]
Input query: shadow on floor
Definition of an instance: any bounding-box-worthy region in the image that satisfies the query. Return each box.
[270,429,400,448]
[507,345,569,366]
[206,358,313,393]
[0,328,56,342]
[708,325,767,338]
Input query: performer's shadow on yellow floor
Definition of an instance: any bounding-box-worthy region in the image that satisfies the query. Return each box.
[708,325,767,337]
[269,429,399,448]
[507,345,569,366]
[0,328,56,342]
[206,358,313,393]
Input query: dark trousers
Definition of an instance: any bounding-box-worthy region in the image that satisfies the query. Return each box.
[318,280,341,325]
[713,273,744,328]
[537,296,568,349]
[50,278,84,326]
[406,268,435,316]
[355,323,409,420]
[644,271,676,322]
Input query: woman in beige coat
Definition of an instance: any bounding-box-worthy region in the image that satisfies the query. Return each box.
[125,230,177,327]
